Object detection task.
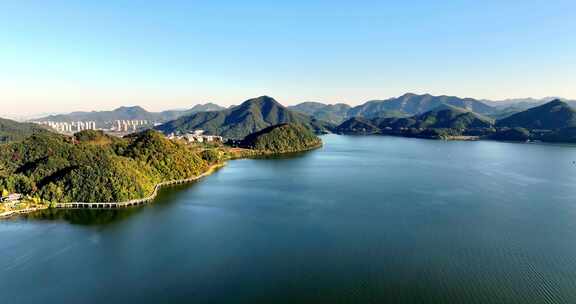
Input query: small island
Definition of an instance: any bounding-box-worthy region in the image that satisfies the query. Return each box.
[0,123,322,218]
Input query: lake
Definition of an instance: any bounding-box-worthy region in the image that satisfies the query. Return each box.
[2,134,576,304]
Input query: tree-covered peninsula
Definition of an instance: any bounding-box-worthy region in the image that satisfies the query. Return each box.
[0,130,219,204]
[239,123,322,153]
[0,122,323,214]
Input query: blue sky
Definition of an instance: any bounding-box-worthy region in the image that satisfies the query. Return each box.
[1,0,575,115]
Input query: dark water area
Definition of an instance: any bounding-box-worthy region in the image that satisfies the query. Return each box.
[2,135,576,304]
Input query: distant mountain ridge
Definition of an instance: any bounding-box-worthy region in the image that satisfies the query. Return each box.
[290,93,496,124]
[290,93,576,123]
[289,102,351,124]
[156,96,334,139]
[336,105,492,135]
[349,93,495,117]
[333,99,576,143]
[496,100,576,129]
[32,103,225,123]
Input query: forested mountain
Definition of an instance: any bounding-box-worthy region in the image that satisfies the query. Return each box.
[347,93,495,118]
[240,123,322,153]
[290,93,495,124]
[156,96,334,139]
[385,105,493,129]
[156,103,225,121]
[334,117,381,134]
[0,130,214,203]
[496,100,576,129]
[289,102,351,124]
[33,103,225,123]
[336,106,492,135]
[334,99,576,143]
[0,117,49,143]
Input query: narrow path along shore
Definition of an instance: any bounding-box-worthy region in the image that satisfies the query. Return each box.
[0,163,225,219]
[1,138,323,219]
[54,162,226,209]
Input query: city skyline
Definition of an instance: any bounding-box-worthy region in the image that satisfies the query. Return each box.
[2,1,575,116]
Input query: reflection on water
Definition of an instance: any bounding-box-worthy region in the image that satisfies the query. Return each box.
[17,153,313,226]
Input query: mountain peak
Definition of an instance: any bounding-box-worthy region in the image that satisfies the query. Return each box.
[239,96,283,109]
[156,95,333,139]
[496,99,576,129]
[245,95,278,103]
[114,106,148,113]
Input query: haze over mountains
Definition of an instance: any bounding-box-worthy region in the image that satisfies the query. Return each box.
[29,93,576,127]
[6,92,576,144]
[33,103,225,124]
[290,93,576,124]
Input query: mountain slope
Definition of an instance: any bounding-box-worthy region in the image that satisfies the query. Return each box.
[336,106,493,136]
[158,103,225,121]
[371,106,493,130]
[240,123,322,153]
[33,103,225,123]
[156,96,334,139]
[348,93,495,118]
[289,102,352,124]
[0,117,49,143]
[496,100,576,129]
[334,117,381,134]
[0,130,211,203]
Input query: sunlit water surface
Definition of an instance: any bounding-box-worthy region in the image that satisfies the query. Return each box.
[2,135,576,303]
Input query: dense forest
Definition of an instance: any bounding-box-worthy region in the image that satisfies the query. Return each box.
[240,123,322,153]
[0,130,220,203]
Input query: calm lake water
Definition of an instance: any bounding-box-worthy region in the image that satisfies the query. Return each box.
[2,135,576,303]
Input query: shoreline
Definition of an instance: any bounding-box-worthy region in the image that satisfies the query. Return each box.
[0,143,323,220]
[0,162,226,219]
[0,206,49,219]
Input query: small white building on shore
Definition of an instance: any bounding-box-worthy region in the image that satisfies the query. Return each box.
[168,130,223,143]
[1,193,23,203]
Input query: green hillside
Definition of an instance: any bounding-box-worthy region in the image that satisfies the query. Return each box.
[335,106,494,140]
[409,106,493,129]
[496,100,576,129]
[0,130,213,203]
[335,117,381,134]
[0,117,49,144]
[348,93,495,117]
[156,96,334,139]
[289,102,352,124]
[240,123,322,153]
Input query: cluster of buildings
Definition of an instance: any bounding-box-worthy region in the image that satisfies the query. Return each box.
[34,120,152,134]
[36,121,97,133]
[167,130,223,143]
[1,193,22,204]
[112,120,150,132]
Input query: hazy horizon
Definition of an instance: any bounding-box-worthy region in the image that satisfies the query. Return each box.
[3,93,573,121]
[4,92,571,121]
[2,1,575,116]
